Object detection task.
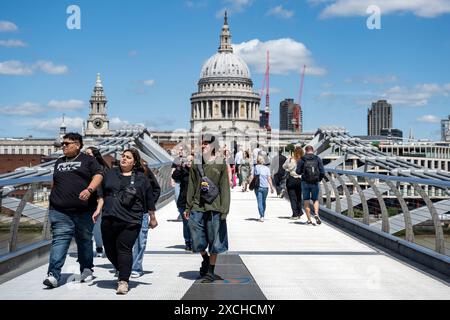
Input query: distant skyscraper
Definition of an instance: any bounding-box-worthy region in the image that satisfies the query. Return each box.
[259,110,267,128]
[442,115,450,141]
[279,99,302,132]
[367,100,392,136]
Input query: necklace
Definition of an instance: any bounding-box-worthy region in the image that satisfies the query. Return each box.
[65,152,81,163]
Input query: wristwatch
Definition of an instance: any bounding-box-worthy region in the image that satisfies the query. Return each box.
[87,187,94,194]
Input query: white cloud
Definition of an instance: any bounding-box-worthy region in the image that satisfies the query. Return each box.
[0,39,27,47]
[0,60,69,76]
[34,60,68,75]
[267,6,295,19]
[0,60,33,75]
[364,83,447,107]
[47,100,85,111]
[110,117,131,130]
[0,21,18,32]
[26,116,84,133]
[315,0,450,19]
[216,0,253,18]
[185,0,208,8]
[417,115,441,123]
[363,75,398,84]
[128,50,138,57]
[0,102,44,116]
[234,38,326,76]
[143,79,156,87]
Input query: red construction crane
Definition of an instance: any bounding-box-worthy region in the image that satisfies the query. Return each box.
[293,65,306,133]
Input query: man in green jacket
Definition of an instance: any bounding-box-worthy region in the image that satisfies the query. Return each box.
[184,134,230,283]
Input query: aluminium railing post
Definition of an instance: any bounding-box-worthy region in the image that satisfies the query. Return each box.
[335,174,354,218]
[322,180,332,209]
[367,179,390,233]
[325,172,341,213]
[347,175,370,225]
[385,180,415,243]
[9,183,38,252]
[411,183,446,255]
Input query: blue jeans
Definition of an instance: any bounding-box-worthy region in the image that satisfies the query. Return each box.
[93,214,103,249]
[47,209,94,281]
[178,207,192,247]
[132,213,149,274]
[188,211,228,254]
[255,187,269,218]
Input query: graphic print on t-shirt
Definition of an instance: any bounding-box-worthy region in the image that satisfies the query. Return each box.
[57,162,82,172]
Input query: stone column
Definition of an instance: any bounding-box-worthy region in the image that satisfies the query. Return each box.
[232,100,235,119]
[225,100,229,119]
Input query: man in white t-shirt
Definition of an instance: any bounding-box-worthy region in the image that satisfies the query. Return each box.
[234,147,243,186]
[252,143,261,166]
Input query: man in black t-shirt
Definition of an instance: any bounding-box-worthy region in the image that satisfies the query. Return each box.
[43,133,103,288]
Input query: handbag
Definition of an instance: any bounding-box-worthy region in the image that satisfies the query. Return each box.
[117,173,138,209]
[196,164,220,204]
[249,166,260,191]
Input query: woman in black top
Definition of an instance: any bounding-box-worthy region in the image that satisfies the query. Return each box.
[86,146,111,257]
[93,148,158,295]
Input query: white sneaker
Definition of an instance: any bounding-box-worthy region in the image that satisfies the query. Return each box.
[259,217,264,222]
[130,271,143,278]
[43,273,58,288]
[80,268,94,283]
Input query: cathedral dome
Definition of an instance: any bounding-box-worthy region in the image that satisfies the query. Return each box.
[200,52,251,80]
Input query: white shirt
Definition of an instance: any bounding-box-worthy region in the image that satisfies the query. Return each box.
[252,148,261,164]
[235,151,243,165]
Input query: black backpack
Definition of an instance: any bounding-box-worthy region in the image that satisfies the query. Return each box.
[302,156,321,184]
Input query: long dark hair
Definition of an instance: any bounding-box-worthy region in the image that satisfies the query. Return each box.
[86,147,111,169]
[122,148,143,173]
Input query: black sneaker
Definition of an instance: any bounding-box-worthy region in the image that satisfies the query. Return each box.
[200,272,215,283]
[306,221,316,226]
[185,245,192,251]
[314,215,322,225]
[200,259,209,277]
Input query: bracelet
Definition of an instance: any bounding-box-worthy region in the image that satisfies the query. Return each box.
[87,187,94,194]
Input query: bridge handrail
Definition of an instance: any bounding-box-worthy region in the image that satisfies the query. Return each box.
[325,168,450,189]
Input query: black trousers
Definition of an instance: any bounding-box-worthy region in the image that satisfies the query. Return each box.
[286,176,303,217]
[101,216,141,282]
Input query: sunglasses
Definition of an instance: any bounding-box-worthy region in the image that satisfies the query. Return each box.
[62,141,77,147]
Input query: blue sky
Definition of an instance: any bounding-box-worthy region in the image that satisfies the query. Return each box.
[0,0,449,139]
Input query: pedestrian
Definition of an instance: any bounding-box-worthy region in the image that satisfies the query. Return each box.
[271,149,287,198]
[93,148,158,294]
[43,133,103,288]
[296,145,325,226]
[239,150,251,192]
[172,155,194,251]
[130,159,161,278]
[250,155,275,222]
[234,147,243,186]
[184,134,230,283]
[171,146,185,213]
[283,146,304,220]
[85,146,111,258]
[252,143,261,167]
